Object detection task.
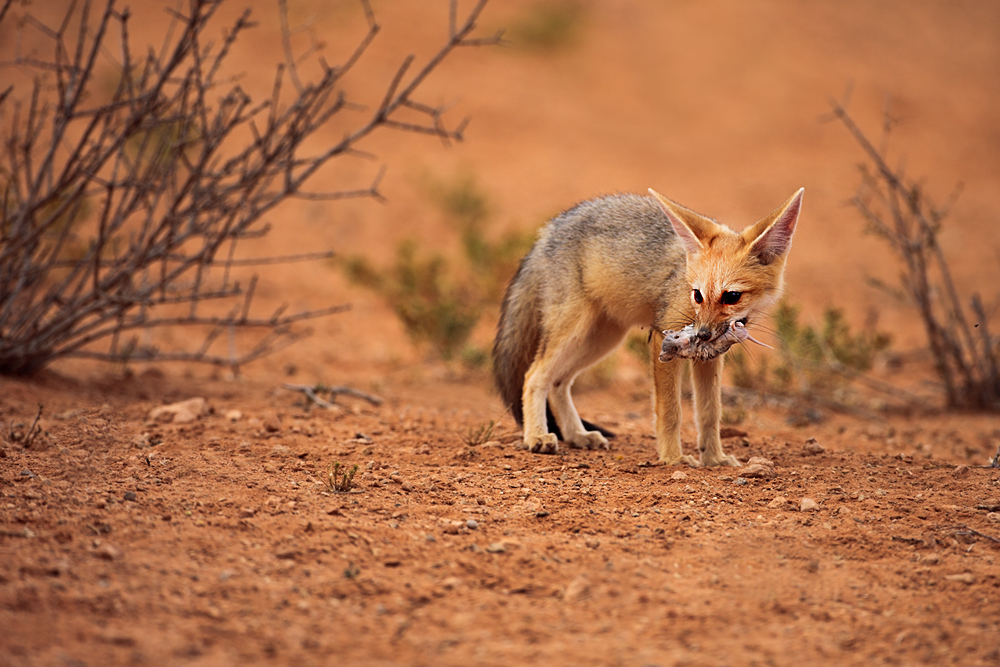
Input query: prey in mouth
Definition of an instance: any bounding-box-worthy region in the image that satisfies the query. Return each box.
[658,320,771,362]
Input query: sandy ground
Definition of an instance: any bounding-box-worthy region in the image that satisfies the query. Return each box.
[2,1,1000,665]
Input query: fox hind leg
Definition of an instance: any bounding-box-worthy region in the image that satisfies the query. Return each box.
[522,309,623,453]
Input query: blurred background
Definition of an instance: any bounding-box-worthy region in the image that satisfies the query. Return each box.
[3,0,1000,395]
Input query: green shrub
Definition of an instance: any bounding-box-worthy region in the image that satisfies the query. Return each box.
[508,1,584,51]
[342,171,535,362]
[728,300,891,395]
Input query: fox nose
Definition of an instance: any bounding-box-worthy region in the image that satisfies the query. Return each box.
[696,327,712,341]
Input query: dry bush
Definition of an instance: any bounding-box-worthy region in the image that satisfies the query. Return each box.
[0,0,499,375]
[829,95,1000,410]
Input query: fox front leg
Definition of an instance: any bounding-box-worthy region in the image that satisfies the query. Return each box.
[651,333,700,467]
[691,356,740,467]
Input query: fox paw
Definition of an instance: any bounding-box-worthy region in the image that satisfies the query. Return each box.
[661,453,701,467]
[526,433,559,455]
[567,431,609,451]
[701,452,741,467]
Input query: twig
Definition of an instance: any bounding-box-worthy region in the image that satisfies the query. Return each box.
[23,404,43,448]
[937,524,1000,545]
[283,382,384,407]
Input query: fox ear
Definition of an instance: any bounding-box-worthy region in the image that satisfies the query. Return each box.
[649,188,719,255]
[743,188,803,265]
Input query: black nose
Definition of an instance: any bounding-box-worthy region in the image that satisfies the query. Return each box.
[696,327,712,341]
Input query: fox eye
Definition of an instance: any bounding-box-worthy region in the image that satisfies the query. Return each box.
[693,289,703,304]
[720,291,742,305]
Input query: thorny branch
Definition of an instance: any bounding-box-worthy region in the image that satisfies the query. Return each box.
[827,94,1000,410]
[0,0,499,375]
[283,382,384,408]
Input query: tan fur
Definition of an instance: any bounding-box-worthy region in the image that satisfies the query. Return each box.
[493,189,803,465]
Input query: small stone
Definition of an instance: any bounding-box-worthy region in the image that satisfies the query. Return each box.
[952,465,970,478]
[269,444,291,457]
[735,477,747,486]
[148,397,207,424]
[584,538,600,549]
[238,507,256,518]
[275,549,299,560]
[800,498,819,512]
[263,463,278,473]
[767,496,788,509]
[803,438,825,455]
[921,553,941,565]
[670,471,688,481]
[742,456,776,479]
[123,491,137,502]
[476,497,487,506]
[263,413,282,433]
[466,519,479,530]
[944,573,975,585]
[486,542,506,553]
[986,512,1000,523]
[225,410,242,422]
[401,481,416,492]
[442,576,462,590]
[95,544,120,561]
[425,534,437,542]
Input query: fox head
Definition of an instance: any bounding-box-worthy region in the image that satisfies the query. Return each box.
[649,188,804,343]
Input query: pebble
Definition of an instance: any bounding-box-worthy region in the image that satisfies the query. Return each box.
[987,512,1000,523]
[670,471,688,481]
[95,544,121,561]
[952,465,970,478]
[742,457,776,479]
[800,498,819,512]
[486,542,506,553]
[944,573,975,584]
[263,413,282,433]
[584,538,600,549]
[123,491,137,502]
[767,496,788,509]
[401,481,416,492]
[148,397,207,424]
[466,519,479,530]
[225,410,242,422]
[803,438,825,455]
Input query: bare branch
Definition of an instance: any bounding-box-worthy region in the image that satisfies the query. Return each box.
[831,97,1000,410]
[0,0,497,375]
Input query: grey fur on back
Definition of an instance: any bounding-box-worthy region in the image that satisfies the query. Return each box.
[492,193,684,427]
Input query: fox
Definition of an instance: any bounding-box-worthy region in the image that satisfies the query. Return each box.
[493,187,803,466]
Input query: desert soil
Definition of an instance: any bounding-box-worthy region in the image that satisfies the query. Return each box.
[3,1,1000,666]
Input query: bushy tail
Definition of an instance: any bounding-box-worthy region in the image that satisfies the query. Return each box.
[492,257,615,440]
[493,258,540,429]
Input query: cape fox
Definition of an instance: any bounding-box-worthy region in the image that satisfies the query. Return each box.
[493,188,803,466]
